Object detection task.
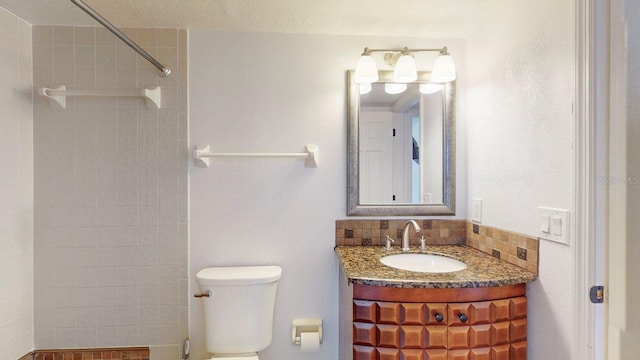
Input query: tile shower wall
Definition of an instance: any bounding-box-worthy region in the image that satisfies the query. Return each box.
[0,7,34,359]
[32,26,188,359]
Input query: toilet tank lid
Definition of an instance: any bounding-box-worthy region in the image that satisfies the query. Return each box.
[196,265,282,286]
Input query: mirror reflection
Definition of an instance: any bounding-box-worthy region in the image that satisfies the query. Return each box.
[359,82,443,205]
[347,70,456,216]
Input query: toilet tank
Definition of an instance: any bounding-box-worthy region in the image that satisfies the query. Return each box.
[196,265,282,355]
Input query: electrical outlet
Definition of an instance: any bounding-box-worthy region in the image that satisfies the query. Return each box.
[471,198,482,223]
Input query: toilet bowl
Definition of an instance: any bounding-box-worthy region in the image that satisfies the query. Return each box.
[196,265,282,360]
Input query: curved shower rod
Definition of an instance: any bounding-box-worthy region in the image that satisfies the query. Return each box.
[70,0,171,77]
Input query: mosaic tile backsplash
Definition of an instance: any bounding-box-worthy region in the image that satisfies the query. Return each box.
[335,220,467,247]
[466,222,539,274]
[335,219,539,274]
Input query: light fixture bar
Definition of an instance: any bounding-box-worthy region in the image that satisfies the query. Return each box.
[362,47,448,55]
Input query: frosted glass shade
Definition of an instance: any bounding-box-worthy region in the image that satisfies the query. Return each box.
[393,54,417,83]
[355,55,379,83]
[419,83,443,94]
[385,83,407,94]
[359,82,372,95]
[431,54,456,82]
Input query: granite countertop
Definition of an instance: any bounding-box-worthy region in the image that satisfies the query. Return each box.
[335,245,537,288]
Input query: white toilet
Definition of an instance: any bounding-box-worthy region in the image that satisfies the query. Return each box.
[196,265,282,360]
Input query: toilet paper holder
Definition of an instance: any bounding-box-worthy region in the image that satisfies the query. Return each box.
[291,318,323,345]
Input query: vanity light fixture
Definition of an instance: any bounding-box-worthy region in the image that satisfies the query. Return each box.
[355,46,456,84]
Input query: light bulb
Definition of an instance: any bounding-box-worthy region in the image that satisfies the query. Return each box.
[431,54,456,83]
[419,83,443,94]
[393,54,417,83]
[385,83,407,94]
[355,54,379,83]
[359,82,372,95]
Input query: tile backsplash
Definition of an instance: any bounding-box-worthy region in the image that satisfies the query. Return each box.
[336,220,467,246]
[335,220,539,274]
[24,347,150,360]
[466,222,539,274]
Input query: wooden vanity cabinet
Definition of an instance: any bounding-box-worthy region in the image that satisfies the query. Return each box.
[350,284,527,360]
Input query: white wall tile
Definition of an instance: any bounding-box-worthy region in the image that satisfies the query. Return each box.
[54,327,76,348]
[53,45,74,66]
[75,327,96,346]
[74,27,95,47]
[96,326,118,346]
[75,287,97,308]
[0,21,34,348]
[32,25,186,356]
[75,267,97,288]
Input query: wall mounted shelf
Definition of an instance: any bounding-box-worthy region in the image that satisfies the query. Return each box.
[39,86,162,109]
[193,144,319,168]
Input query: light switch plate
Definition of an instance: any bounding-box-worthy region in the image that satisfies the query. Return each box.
[471,198,482,223]
[537,207,569,245]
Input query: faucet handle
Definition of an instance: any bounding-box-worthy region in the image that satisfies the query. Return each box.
[420,236,426,251]
[385,235,395,251]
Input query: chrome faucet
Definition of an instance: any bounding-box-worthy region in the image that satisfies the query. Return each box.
[402,220,421,252]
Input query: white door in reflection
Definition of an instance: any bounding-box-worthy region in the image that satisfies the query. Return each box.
[359,111,393,203]
[359,86,444,204]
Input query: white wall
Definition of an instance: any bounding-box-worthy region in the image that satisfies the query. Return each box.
[613,0,640,357]
[0,7,34,358]
[189,31,466,360]
[463,1,576,359]
[31,25,188,360]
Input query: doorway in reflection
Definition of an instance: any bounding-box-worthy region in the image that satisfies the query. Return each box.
[359,83,443,205]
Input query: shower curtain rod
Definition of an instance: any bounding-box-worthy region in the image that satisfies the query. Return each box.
[70,0,171,77]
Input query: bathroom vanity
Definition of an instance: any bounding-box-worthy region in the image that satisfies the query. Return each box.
[336,245,537,360]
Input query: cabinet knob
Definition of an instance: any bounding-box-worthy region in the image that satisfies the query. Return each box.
[458,313,468,322]
[434,313,444,322]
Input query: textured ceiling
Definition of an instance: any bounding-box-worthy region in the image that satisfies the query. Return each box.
[0,0,482,37]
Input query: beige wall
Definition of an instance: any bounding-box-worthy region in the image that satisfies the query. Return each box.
[32,25,188,359]
[0,7,34,358]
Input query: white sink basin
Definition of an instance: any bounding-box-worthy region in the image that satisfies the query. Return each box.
[380,253,467,273]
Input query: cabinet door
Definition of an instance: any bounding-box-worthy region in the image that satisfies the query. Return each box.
[469,347,491,360]
[353,345,376,360]
[425,303,448,325]
[376,347,400,360]
[447,325,470,350]
[425,325,448,349]
[491,344,510,360]
[353,322,376,346]
[448,302,491,326]
[425,349,448,360]
[352,296,527,360]
[354,300,377,323]
[448,349,469,360]
[510,340,527,359]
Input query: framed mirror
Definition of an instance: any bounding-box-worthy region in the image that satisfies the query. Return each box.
[347,70,456,216]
